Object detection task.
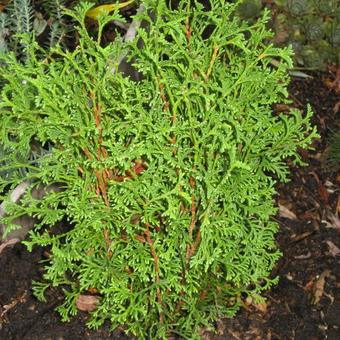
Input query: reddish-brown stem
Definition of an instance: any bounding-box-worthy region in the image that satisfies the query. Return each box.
[144,226,163,323]
[171,136,177,157]
[185,193,196,260]
[185,17,192,47]
[103,229,112,257]
[159,82,170,113]
[189,195,196,235]
[101,146,108,159]
[199,288,208,302]
[135,234,146,243]
[83,91,113,258]
[105,169,113,180]
[102,169,108,184]
[95,185,100,196]
[83,147,93,160]
[94,170,109,207]
[205,46,219,82]
[82,152,111,256]
[186,175,197,262]
[190,228,201,258]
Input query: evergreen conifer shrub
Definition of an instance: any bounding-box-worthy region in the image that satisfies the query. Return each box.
[0,1,318,338]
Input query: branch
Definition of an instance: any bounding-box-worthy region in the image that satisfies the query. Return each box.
[144,225,163,323]
[205,46,219,82]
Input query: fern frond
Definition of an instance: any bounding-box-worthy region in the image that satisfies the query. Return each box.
[42,0,67,21]
[0,12,8,53]
[47,21,67,49]
[9,0,34,34]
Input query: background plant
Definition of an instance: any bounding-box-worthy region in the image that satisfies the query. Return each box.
[0,0,75,57]
[233,0,340,70]
[272,0,339,69]
[0,0,318,338]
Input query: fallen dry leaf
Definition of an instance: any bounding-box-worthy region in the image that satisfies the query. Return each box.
[274,103,292,112]
[318,183,329,206]
[336,194,340,215]
[300,209,320,222]
[0,238,20,255]
[279,204,297,220]
[312,269,331,304]
[304,279,314,292]
[323,67,340,94]
[309,170,320,184]
[254,302,268,313]
[326,241,340,257]
[291,231,313,242]
[87,287,99,294]
[244,296,268,313]
[0,291,27,318]
[75,294,99,312]
[323,212,340,231]
[294,251,312,259]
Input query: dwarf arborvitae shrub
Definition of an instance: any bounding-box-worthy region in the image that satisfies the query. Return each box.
[0,1,318,338]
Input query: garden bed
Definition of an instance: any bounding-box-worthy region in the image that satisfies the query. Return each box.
[0,70,339,339]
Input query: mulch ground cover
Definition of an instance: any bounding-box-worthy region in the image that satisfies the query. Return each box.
[0,68,339,340]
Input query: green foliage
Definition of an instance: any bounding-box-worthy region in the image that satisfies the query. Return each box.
[0,0,318,338]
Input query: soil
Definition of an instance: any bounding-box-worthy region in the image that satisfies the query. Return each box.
[0,69,339,339]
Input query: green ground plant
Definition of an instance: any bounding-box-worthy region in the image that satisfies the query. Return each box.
[236,0,340,69]
[273,0,340,69]
[0,1,318,338]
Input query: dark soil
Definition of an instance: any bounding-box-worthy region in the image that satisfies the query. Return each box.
[1,70,339,339]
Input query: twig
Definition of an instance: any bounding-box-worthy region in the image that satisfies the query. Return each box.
[189,228,201,258]
[188,194,196,238]
[186,176,198,262]
[185,17,191,47]
[186,194,196,261]
[159,82,170,113]
[205,46,219,82]
[144,225,163,323]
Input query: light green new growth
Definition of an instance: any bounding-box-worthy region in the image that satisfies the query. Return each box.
[0,1,318,338]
